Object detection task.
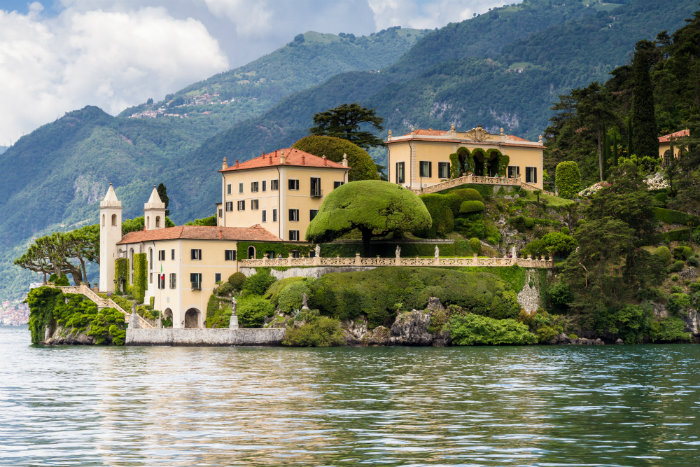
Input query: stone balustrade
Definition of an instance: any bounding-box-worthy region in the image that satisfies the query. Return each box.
[56,283,153,328]
[410,174,556,197]
[239,253,554,269]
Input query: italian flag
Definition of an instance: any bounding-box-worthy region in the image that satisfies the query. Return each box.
[160,264,164,281]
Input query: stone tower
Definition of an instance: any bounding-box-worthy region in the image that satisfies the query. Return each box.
[99,183,122,292]
[144,185,166,231]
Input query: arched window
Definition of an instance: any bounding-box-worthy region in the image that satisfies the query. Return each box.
[111,214,117,226]
[247,246,256,258]
[155,216,161,228]
[146,216,150,228]
[149,248,153,270]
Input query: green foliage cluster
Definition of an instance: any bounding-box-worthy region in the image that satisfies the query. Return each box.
[228,272,247,292]
[448,313,536,345]
[241,269,277,296]
[309,267,520,328]
[115,258,129,292]
[238,241,313,259]
[459,200,485,214]
[673,246,693,261]
[25,287,126,345]
[653,246,672,265]
[518,310,566,344]
[447,146,509,177]
[649,316,692,342]
[418,194,454,237]
[238,295,275,327]
[283,309,345,347]
[185,215,217,226]
[555,161,581,199]
[468,238,481,255]
[293,135,379,181]
[522,231,577,258]
[206,295,231,328]
[278,281,311,313]
[653,208,699,226]
[132,253,147,304]
[309,103,384,149]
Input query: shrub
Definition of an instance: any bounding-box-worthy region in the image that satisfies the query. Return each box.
[653,207,699,226]
[451,188,484,202]
[688,256,699,267]
[519,309,565,343]
[455,218,485,238]
[610,305,652,344]
[673,246,693,260]
[419,194,455,237]
[653,246,672,265]
[278,281,311,313]
[49,274,70,286]
[649,317,691,342]
[667,293,691,315]
[459,200,485,214]
[443,193,464,216]
[283,313,345,347]
[669,260,685,273]
[469,237,481,255]
[26,286,61,344]
[293,135,379,181]
[242,269,276,296]
[547,281,572,311]
[523,232,577,258]
[509,215,535,232]
[448,313,536,345]
[555,161,582,199]
[237,295,274,327]
[228,272,247,291]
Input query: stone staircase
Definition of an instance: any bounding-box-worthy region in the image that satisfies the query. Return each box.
[56,284,153,328]
[411,174,555,196]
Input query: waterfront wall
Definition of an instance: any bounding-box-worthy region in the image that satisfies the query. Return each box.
[126,327,285,346]
[241,265,377,280]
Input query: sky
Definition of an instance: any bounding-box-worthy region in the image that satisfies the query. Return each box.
[0,0,513,146]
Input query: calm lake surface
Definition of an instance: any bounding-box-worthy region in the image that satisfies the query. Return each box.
[0,326,698,466]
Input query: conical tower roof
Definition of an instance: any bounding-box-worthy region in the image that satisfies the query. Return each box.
[144,185,165,210]
[100,183,122,208]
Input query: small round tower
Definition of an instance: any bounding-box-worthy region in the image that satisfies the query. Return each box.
[144,185,166,231]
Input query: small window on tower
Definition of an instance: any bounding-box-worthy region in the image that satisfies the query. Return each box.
[111,214,117,226]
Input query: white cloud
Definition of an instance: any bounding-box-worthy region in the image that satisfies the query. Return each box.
[368,0,509,30]
[203,0,272,37]
[0,5,228,145]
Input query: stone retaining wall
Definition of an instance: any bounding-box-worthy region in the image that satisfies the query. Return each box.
[126,328,286,346]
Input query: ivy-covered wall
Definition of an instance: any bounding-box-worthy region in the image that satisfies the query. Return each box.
[132,253,147,304]
[114,257,129,293]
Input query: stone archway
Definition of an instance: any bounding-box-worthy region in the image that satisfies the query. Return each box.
[184,308,201,328]
[163,308,173,328]
[247,246,256,259]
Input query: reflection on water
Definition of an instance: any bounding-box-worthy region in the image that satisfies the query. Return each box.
[0,326,698,466]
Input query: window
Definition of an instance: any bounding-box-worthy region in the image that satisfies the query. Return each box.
[273,209,278,222]
[158,273,165,289]
[291,250,300,258]
[438,162,450,179]
[225,201,233,211]
[227,184,231,194]
[171,249,175,260]
[191,249,202,260]
[289,209,299,221]
[526,167,538,184]
[251,181,259,192]
[218,208,223,217]
[155,216,161,228]
[334,181,344,189]
[271,179,279,190]
[238,182,244,193]
[111,214,117,226]
[310,209,318,221]
[262,180,267,191]
[262,210,267,222]
[225,250,236,261]
[251,199,259,210]
[419,161,432,178]
[169,273,176,289]
[149,272,153,284]
[396,162,405,184]
[237,200,245,211]
[310,177,321,197]
[215,273,222,283]
[190,273,202,290]
[288,179,299,190]
[508,166,520,179]
[289,230,300,241]
[158,250,165,261]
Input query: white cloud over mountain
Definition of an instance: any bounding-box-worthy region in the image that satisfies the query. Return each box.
[0,0,512,145]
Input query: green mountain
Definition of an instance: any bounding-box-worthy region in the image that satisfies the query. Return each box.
[1,0,698,302]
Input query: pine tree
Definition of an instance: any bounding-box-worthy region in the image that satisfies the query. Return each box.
[630,40,659,158]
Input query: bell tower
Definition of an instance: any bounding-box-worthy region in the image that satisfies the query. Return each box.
[99,183,122,292]
[144,185,166,230]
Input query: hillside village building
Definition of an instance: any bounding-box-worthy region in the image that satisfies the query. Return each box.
[386,125,544,190]
[658,129,690,161]
[99,147,349,329]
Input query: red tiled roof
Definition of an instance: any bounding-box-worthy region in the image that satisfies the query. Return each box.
[403,129,448,136]
[118,225,281,245]
[658,129,689,143]
[220,147,348,172]
[506,134,529,142]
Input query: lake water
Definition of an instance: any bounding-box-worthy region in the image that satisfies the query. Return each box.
[0,326,698,466]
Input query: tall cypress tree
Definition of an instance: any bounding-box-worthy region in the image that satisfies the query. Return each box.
[157,183,170,216]
[630,40,658,158]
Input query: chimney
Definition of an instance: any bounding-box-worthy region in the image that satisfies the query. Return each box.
[538,134,543,143]
[388,129,392,140]
[235,159,239,168]
[342,153,348,167]
[280,150,286,164]
[450,123,455,132]
[301,154,305,165]
[222,157,228,170]
[322,155,327,166]
[500,128,504,136]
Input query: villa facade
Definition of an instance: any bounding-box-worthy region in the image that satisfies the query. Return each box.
[386,125,544,190]
[658,129,690,161]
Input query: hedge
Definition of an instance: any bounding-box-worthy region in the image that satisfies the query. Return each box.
[132,253,147,304]
[419,194,455,237]
[663,228,692,242]
[451,188,484,202]
[114,258,129,293]
[555,161,582,199]
[460,200,485,214]
[448,313,536,345]
[238,241,314,259]
[653,207,699,226]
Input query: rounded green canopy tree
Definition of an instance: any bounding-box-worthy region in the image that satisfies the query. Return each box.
[306,181,431,255]
[293,135,379,181]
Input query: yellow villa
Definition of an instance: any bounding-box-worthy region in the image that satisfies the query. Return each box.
[386,125,544,190]
[658,129,690,161]
[218,148,350,241]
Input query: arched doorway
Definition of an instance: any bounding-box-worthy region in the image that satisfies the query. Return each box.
[184,308,201,328]
[247,246,256,258]
[163,308,173,328]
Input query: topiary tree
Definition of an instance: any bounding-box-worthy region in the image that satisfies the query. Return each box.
[306,180,432,256]
[459,200,485,214]
[469,237,481,255]
[241,269,276,296]
[293,135,379,181]
[278,281,311,313]
[227,272,247,292]
[451,188,484,202]
[419,194,454,237]
[555,161,582,199]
